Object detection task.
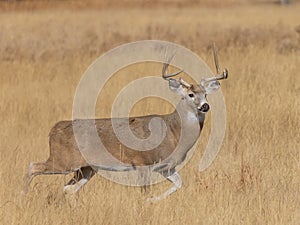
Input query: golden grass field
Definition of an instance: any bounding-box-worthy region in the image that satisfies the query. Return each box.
[0,0,299,224]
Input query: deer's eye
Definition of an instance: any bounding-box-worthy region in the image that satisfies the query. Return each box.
[188,93,194,98]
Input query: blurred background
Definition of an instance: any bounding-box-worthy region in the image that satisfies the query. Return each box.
[0,1,299,225]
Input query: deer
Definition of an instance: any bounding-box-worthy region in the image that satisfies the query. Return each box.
[23,45,228,201]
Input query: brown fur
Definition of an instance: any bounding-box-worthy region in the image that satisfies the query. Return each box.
[23,66,214,195]
[23,109,204,193]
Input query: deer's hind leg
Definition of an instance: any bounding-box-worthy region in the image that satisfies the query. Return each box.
[22,160,74,194]
[22,162,49,194]
[63,166,95,194]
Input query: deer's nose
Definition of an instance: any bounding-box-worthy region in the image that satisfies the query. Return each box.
[199,103,210,112]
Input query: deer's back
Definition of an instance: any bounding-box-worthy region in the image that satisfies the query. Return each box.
[48,113,187,167]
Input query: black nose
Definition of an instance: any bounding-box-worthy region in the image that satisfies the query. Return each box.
[199,103,210,112]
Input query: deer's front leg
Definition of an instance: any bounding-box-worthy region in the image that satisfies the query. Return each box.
[148,171,182,202]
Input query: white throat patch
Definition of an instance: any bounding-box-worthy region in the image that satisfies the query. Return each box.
[187,111,198,122]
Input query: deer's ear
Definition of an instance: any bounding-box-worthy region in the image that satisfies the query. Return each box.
[201,80,220,94]
[168,78,186,97]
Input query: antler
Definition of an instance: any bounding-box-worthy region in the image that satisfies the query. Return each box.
[202,43,228,84]
[162,47,191,88]
[162,48,184,79]
[213,42,221,75]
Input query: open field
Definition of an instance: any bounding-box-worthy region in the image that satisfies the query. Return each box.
[0,1,299,224]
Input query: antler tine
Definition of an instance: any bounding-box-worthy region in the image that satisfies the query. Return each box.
[213,42,221,75]
[162,47,172,78]
[162,47,184,80]
[202,69,228,84]
[201,44,228,85]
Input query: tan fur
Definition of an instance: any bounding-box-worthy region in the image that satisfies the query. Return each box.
[23,104,203,193]
[23,51,226,197]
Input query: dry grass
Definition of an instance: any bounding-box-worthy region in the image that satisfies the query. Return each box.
[0,1,299,225]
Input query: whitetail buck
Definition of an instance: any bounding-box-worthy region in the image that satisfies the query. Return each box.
[23,45,228,201]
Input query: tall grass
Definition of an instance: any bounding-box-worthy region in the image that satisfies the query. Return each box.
[0,1,299,225]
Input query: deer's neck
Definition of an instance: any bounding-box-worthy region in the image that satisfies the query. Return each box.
[160,100,204,167]
[174,100,205,130]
